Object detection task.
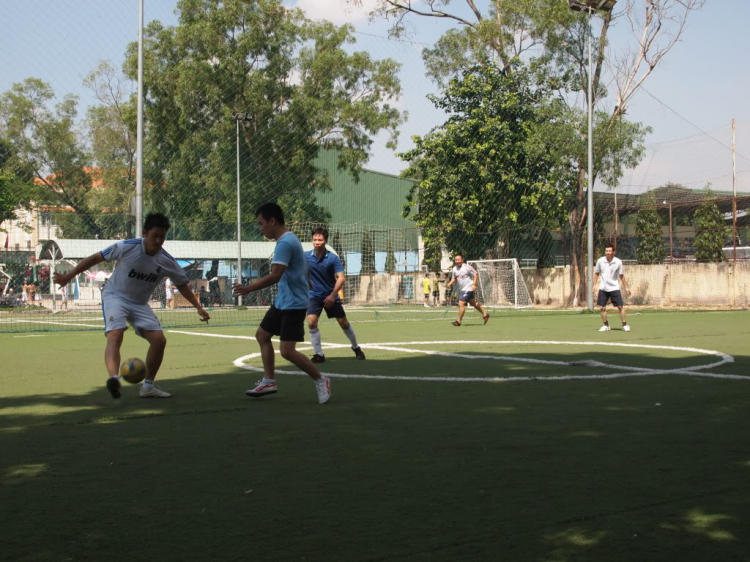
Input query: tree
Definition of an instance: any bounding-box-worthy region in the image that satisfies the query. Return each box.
[694,193,727,263]
[401,63,571,261]
[123,0,405,239]
[364,0,704,306]
[0,78,132,239]
[385,240,396,273]
[331,230,347,273]
[361,231,376,274]
[635,196,665,264]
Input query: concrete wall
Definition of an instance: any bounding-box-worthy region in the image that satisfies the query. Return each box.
[521,262,750,307]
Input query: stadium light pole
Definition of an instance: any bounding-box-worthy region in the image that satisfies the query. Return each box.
[234,112,253,305]
[568,0,616,310]
[135,0,145,235]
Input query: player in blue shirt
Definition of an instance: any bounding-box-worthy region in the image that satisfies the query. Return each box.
[234,203,331,404]
[305,227,365,363]
[53,213,210,399]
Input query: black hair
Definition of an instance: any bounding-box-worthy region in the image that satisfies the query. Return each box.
[454,253,464,260]
[311,227,329,241]
[605,242,615,251]
[255,202,285,225]
[143,213,170,231]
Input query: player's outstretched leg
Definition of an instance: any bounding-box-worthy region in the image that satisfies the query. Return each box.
[139,330,171,398]
[104,329,125,399]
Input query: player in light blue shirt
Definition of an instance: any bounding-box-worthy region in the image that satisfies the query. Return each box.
[234,203,331,404]
[305,227,365,363]
[54,213,210,400]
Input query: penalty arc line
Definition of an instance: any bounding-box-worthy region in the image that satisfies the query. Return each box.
[166,331,746,381]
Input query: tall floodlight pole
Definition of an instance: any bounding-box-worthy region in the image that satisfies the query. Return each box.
[136,0,145,235]
[233,112,254,306]
[568,0,616,310]
[235,116,242,306]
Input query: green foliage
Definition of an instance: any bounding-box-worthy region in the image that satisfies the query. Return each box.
[331,230,346,273]
[401,63,572,260]
[360,231,376,274]
[384,240,396,273]
[536,229,556,269]
[635,197,665,264]
[693,193,727,263]
[123,0,404,238]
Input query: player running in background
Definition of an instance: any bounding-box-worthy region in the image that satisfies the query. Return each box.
[234,204,331,404]
[53,213,210,399]
[445,254,489,327]
[305,227,365,364]
[593,243,632,332]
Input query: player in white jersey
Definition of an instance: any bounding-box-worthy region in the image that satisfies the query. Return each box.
[445,253,489,327]
[593,243,632,332]
[54,213,210,399]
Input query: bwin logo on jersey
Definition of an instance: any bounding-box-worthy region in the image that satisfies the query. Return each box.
[128,268,159,283]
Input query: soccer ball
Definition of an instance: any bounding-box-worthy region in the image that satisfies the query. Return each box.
[120,358,147,384]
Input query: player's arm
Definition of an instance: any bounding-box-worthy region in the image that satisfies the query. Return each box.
[592,273,600,296]
[234,264,286,295]
[619,274,631,296]
[174,283,210,322]
[53,252,105,287]
[323,271,345,308]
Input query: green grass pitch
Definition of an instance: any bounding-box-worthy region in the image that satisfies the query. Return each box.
[1,310,749,562]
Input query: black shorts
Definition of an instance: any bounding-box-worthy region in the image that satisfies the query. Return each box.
[259,305,306,342]
[432,290,439,297]
[307,297,346,319]
[597,290,624,307]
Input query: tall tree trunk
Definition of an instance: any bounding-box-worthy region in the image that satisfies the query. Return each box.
[567,166,588,307]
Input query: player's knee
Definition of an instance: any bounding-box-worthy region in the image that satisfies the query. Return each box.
[279,344,296,361]
[338,318,350,330]
[255,328,271,343]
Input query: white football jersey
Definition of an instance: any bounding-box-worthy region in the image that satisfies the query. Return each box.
[452,263,478,293]
[100,239,188,304]
[594,256,624,292]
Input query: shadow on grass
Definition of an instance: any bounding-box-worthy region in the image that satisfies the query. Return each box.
[1,344,749,562]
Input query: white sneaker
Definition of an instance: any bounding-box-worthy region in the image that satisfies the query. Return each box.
[246,379,277,397]
[598,325,611,332]
[315,375,331,404]
[140,383,172,398]
[623,325,631,332]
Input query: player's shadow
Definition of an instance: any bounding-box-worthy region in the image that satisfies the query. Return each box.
[1,348,749,562]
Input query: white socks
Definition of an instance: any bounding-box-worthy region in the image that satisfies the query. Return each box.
[310,327,324,356]
[342,325,359,348]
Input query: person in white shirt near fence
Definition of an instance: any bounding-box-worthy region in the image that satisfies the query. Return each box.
[593,243,632,332]
[445,253,489,327]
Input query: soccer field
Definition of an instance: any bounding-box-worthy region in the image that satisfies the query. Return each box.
[1,311,749,562]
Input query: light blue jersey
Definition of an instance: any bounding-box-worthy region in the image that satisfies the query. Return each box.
[272,232,309,310]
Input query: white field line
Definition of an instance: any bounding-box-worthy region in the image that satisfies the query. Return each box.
[165,331,746,381]
[0,319,105,328]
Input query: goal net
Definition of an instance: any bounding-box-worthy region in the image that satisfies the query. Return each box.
[468,259,533,309]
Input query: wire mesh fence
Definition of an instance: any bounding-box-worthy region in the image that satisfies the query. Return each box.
[1,1,749,332]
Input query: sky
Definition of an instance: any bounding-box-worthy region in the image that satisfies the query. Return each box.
[1,0,748,194]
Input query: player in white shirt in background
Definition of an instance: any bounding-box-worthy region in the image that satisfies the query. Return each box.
[54,213,210,399]
[593,243,632,332]
[445,253,489,327]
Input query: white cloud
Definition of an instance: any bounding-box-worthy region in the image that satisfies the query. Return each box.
[290,0,379,25]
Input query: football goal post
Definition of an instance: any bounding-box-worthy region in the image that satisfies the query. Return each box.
[467,259,533,309]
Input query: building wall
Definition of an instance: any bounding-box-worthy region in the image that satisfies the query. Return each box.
[521,262,750,307]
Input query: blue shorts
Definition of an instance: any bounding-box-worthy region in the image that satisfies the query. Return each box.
[458,290,476,302]
[307,297,346,319]
[102,293,161,337]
